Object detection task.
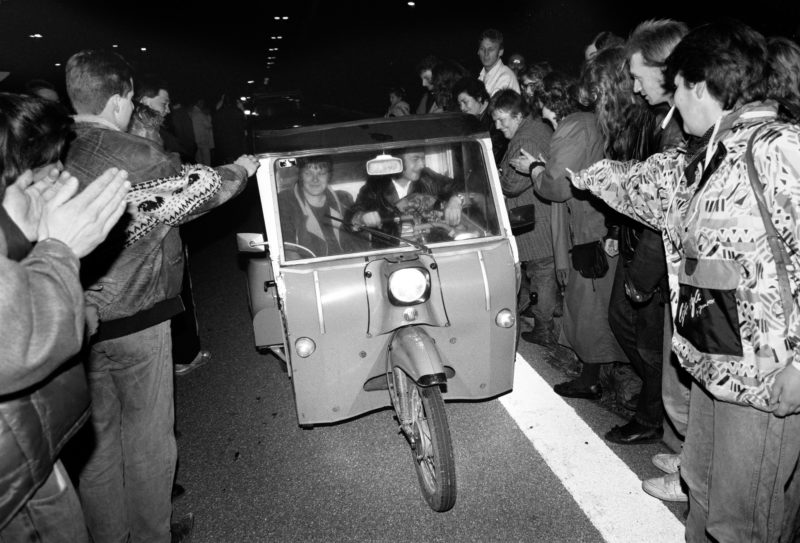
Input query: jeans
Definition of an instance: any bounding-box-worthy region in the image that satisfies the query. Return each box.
[0,461,89,543]
[682,382,800,542]
[662,313,691,436]
[79,321,176,543]
[607,258,664,427]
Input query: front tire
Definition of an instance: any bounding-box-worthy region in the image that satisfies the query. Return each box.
[409,383,456,512]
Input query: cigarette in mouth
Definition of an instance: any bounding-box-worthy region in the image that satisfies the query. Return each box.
[660,104,676,130]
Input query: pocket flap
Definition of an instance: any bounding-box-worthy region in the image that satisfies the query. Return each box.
[679,258,740,290]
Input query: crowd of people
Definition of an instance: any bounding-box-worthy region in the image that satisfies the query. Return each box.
[1,48,258,543]
[0,15,799,543]
[398,20,800,542]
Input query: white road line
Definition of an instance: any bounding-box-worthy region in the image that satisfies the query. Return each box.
[499,355,685,543]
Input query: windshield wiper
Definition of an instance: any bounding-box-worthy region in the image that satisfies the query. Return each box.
[325,214,431,254]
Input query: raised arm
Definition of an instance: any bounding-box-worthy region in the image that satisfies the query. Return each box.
[570,149,684,231]
[533,115,602,203]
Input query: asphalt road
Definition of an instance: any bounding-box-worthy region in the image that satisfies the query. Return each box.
[171,182,686,543]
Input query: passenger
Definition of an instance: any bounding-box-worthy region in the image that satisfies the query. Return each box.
[568,20,800,541]
[278,156,363,258]
[0,92,129,542]
[348,147,463,243]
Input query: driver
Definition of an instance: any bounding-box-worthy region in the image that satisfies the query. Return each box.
[348,147,463,241]
[278,155,364,258]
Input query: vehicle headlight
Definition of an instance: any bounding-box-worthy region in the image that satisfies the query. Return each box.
[495,309,515,328]
[294,337,316,358]
[388,267,430,305]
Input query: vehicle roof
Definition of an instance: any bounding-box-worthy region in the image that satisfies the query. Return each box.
[253,112,488,155]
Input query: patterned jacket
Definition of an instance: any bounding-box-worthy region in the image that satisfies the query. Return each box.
[572,102,800,409]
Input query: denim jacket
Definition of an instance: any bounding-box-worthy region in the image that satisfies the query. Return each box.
[65,120,249,325]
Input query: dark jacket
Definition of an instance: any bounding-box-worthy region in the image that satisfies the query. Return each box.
[66,121,249,336]
[497,115,553,262]
[620,105,685,300]
[0,208,90,529]
[346,168,457,241]
[278,187,364,257]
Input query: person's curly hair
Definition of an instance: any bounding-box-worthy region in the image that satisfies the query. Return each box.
[578,45,640,159]
[539,71,581,123]
[521,61,553,111]
[432,59,471,112]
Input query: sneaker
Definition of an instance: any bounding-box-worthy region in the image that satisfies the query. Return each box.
[652,452,680,474]
[174,350,212,376]
[171,512,194,543]
[642,471,688,502]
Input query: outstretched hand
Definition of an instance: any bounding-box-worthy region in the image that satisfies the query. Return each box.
[37,168,131,258]
[234,154,260,177]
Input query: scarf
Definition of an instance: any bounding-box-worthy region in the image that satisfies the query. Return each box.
[124,164,221,247]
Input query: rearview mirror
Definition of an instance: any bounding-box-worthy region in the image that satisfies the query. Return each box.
[366,154,403,176]
[236,233,267,253]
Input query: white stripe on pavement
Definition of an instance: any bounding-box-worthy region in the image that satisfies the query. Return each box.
[499,355,685,543]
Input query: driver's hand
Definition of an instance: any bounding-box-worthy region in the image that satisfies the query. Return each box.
[361,211,382,228]
[444,196,461,226]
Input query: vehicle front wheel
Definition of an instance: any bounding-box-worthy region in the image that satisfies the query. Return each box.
[409,383,456,512]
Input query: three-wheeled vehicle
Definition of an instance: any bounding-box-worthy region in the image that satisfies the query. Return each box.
[238,113,520,512]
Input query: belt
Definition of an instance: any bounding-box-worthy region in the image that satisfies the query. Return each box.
[92,296,184,344]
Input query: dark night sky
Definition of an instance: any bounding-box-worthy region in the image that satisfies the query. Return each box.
[1,0,799,116]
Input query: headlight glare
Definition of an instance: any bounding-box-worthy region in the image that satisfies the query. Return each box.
[388,267,430,305]
[495,309,515,328]
[295,337,316,357]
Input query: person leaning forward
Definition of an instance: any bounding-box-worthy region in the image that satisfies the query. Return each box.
[63,49,258,543]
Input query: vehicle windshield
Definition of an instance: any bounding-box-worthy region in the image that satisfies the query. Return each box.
[273,141,501,261]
